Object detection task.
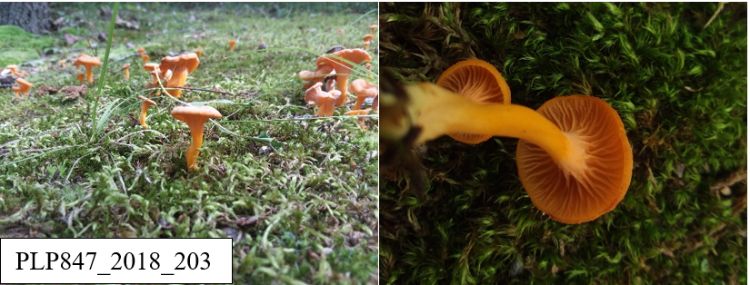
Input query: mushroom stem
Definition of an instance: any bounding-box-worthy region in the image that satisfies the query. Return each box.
[407,83,586,177]
[334,73,350,106]
[85,67,94,84]
[186,124,206,171]
[139,103,151,128]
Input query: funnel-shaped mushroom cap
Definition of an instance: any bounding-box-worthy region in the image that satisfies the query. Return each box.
[516,95,632,224]
[74,54,102,68]
[160,53,200,74]
[363,34,374,42]
[437,59,511,144]
[144,63,160,72]
[316,48,371,72]
[171,105,222,123]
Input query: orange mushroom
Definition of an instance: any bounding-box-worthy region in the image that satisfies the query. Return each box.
[158,53,200,97]
[315,48,372,106]
[369,24,377,34]
[349,78,378,110]
[400,82,633,224]
[143,63,160,82]
[73,54,102,84]
[137,47,150,64]
[228,39,236,51]
[298,66,334,90]
[137,95,156,128]
[143,63,162,95]
[304,82,341,117]
[12,78,33,97]
[171,105,223,171]
[122,63,131,80]
[195,48,204,57]
[436,59,511,144]
[363,34,374,50]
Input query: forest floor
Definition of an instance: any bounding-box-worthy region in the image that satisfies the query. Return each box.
[380,3,746,284]
[0,3,378,283]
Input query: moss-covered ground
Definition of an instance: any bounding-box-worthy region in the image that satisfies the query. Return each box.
[0,3,378,283]
[380,3,746,284]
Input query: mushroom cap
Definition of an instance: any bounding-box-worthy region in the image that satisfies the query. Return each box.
[436,58,512,144]
[15,78,32,88]
[160,53,200,74]
[143,63,160,72]
[137,95,156,106]
[137,47,145,54]
[516,95,633,224]
[363,34,374,41]
[316,48,371,72]
[122,63,131,69]
[74,54,102,67]
[171,105,222,123]
[350,79,376,94]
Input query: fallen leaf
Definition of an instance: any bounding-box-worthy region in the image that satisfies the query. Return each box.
[60,85,87,101]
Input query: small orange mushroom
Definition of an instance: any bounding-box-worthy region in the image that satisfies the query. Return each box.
[12,78,33,97]
[436,59,511,144]
[137,47,150,64]
[171,105,223,171]
[158,53,200,97]
[143,63,162,95]
[195,48,204,57]
[349,78,378,110]
[315,48,372,106]
[122,63,131,81]
[369,24,377,34]
[73,54,102,84]
[400,83,633,224]
[363,34,374,50]
[137,95,156,128]
[228,39,237,51]
[304,82,341,117]
[298,66,334,90]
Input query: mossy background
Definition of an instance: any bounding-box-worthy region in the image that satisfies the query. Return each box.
[380,3,746,284]
[0,3,378,283]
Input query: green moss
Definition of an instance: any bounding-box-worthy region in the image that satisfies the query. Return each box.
[380,3,746,284]
[0,25,56,67]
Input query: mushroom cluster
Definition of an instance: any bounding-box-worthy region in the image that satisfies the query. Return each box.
[385,59,633,224]
[298,47,377,118]
[296,25,378,120]
[133,51,222,171]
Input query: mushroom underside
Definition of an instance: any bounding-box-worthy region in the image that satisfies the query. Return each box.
[516,95,632,224]
[437,61,511,144]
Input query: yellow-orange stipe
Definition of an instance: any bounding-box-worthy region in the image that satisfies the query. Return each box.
[436,59,511,144]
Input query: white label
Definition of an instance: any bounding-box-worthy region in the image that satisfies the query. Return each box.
[0,238,232,284]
